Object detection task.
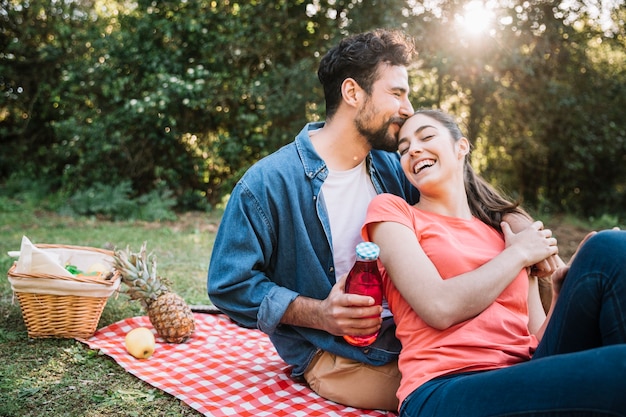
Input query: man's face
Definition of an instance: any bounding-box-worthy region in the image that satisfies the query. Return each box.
[355,64,413,152]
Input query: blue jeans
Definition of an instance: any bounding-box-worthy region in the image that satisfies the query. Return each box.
[400,230,626,417]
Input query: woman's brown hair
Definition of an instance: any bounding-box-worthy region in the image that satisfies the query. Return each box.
[413,109,531,231]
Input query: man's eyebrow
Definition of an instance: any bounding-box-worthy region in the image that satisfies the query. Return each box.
[391,86,409,93]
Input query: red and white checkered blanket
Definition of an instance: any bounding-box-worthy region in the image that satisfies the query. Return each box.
[84,313,396,417]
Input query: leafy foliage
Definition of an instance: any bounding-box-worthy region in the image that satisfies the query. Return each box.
[400,0,626,218]
[65,181,177,221]
[1,0,625,220]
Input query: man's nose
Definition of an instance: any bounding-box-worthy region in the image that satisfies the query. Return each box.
[400,97,414,118]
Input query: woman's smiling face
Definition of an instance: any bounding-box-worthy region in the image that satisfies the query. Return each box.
[397,113,469,193]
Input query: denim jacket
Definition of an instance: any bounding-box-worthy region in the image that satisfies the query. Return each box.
[207,122,420,378]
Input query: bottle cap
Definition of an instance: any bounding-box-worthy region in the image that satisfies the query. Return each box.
[355,242,380,261]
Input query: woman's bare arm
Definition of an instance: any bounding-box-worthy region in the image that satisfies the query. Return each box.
[369,220,557,330]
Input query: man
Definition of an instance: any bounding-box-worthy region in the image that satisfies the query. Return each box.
[207,29,553,411]
[208,29,418,411]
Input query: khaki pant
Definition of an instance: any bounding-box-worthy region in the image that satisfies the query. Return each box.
[303,350,401,411]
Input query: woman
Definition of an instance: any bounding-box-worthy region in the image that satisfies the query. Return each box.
[362,109,626,416]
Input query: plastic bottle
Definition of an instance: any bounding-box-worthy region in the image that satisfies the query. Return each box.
[343,241,383,347]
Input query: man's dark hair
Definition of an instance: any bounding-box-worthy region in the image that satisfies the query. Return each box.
[318,29,415,119]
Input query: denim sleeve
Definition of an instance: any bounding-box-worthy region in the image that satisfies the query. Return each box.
[207,180,296,333]
[258,285,299,335]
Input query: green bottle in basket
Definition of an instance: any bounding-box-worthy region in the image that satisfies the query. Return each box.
[343,242,383,347]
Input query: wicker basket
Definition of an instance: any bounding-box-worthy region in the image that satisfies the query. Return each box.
[7,244,121,340]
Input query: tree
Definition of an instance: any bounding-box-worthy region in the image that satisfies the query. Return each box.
[400,0,626,218]
[1,0,624,219]
[0,0,100,188]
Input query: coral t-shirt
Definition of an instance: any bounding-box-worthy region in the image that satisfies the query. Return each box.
[363,194,537,406]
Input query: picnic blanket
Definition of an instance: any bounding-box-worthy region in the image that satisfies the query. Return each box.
[84,313,396,417]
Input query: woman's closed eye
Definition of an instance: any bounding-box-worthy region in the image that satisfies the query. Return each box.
[398,134,435,155]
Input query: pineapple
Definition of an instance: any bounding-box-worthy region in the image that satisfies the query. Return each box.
[113,242,195,343]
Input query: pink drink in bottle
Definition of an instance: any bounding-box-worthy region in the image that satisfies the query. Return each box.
[343,241,383,347]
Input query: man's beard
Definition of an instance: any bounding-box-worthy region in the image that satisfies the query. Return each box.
[356,117,400,152]
[354,101,403,152]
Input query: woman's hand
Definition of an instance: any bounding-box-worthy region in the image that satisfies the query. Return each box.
[501,221,559,267]
[501,213,558,278]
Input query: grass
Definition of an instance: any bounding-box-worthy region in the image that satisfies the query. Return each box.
[0,196,622,416]
[0,198,220,417]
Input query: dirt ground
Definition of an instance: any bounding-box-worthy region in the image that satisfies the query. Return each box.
[549,221,593,262]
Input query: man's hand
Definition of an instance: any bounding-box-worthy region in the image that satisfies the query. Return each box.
[551,231,597,295]
[531,256,560,278]
[319,274,383,337]
[281,274,382,336]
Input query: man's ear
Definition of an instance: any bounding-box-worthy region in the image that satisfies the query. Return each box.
[341,78,363,107]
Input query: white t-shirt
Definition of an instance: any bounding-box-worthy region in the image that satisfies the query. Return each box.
[322,159,378,281]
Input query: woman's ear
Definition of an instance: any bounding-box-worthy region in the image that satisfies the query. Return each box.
[457,137,470,159]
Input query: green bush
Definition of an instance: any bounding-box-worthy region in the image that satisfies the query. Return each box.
[65,181,177,221]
